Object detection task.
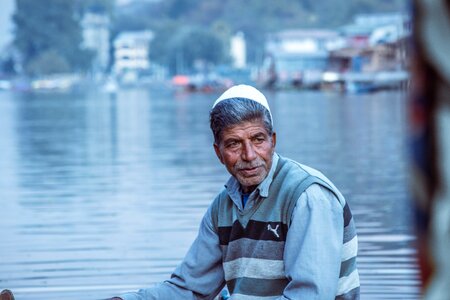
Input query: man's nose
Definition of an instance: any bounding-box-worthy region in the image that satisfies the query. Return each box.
[241,141,257,161]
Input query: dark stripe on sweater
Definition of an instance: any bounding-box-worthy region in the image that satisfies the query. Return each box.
[343,202,352,227]
[218,220,288,246]
[343,220,357,243]
[340,256,357,277]
[227,277,288,296]
[221,238,285,262]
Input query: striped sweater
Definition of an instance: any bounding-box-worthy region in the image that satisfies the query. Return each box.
[211,156,360,299]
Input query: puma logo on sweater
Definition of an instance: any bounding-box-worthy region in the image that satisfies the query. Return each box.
[267,224,280,238]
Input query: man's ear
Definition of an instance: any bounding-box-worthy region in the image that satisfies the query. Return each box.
[271,131,277,148]
[213,143,224,164]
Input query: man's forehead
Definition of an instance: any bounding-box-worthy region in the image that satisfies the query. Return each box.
[222,120,270,136]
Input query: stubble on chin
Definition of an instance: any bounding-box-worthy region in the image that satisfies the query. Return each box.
[235,166,268,191]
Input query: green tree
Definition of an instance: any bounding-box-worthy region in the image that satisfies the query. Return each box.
[76,0,115,14]
[148,21,179,68]
[162,0,199,20]
[150,25,227,74]
[13,0,93,76]
[0,56,17,75]
[26,49,71,76]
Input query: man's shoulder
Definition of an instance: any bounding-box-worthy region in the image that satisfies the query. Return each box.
[279,156,335,185]
[277,155,346,205]
[279,156,322,176]
[277,156,319,182]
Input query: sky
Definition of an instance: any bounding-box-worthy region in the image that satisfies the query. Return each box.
[0,0,14,50]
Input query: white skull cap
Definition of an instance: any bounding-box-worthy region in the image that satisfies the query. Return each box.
[212,84,272,124]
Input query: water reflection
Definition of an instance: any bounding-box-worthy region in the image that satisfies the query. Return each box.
[0,88,419,299]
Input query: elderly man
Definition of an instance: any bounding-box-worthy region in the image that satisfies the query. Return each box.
[113,84,360,299]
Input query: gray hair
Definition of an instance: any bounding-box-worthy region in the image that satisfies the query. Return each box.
[209,97,273,144]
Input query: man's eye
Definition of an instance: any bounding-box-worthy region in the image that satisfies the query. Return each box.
[226,141,239,148]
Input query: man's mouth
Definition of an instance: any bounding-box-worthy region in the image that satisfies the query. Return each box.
[239,166,261,176]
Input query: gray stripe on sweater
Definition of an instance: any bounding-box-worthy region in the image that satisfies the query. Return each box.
[221,238,285,262]
[340,256,357,277]
[344,219,357,243]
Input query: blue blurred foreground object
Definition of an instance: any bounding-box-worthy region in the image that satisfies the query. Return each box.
[0,290,15,300]
[410,0,450,298]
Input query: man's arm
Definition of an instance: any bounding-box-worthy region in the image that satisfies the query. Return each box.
[279,184,344,299]
[116,205,225,300]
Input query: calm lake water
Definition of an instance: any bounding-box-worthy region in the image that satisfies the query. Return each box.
[0,87,420,299]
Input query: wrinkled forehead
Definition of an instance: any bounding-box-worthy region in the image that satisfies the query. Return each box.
[219,118,271,141]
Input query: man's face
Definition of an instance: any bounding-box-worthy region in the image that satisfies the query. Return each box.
[214,119,276,194]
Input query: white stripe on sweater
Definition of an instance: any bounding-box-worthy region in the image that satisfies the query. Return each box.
[342,235,358,261]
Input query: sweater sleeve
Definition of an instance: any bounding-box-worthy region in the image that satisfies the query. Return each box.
[119,204,225,300]
[278,184,344,299]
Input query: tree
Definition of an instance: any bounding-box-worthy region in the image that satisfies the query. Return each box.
[13,0,93,76]
[162,0,199,20]
[76,0,115,14]
[150,25,227,74]
[25,49,71,76]
[0,56,17,75]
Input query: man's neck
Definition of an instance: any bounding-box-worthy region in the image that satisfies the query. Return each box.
[241,185,257,194]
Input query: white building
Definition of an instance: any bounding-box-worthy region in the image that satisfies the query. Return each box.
[82,12,110,73]
[113,30,154,76]
[230,31,246,69]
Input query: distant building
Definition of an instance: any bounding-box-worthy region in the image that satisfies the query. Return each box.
[263,29,342,88]
[340,13,411,49]
[230,32,246,69]
[331,13,412,73]
[82,12,110,74]
[113,30,154,82]
[259,13,411,90]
